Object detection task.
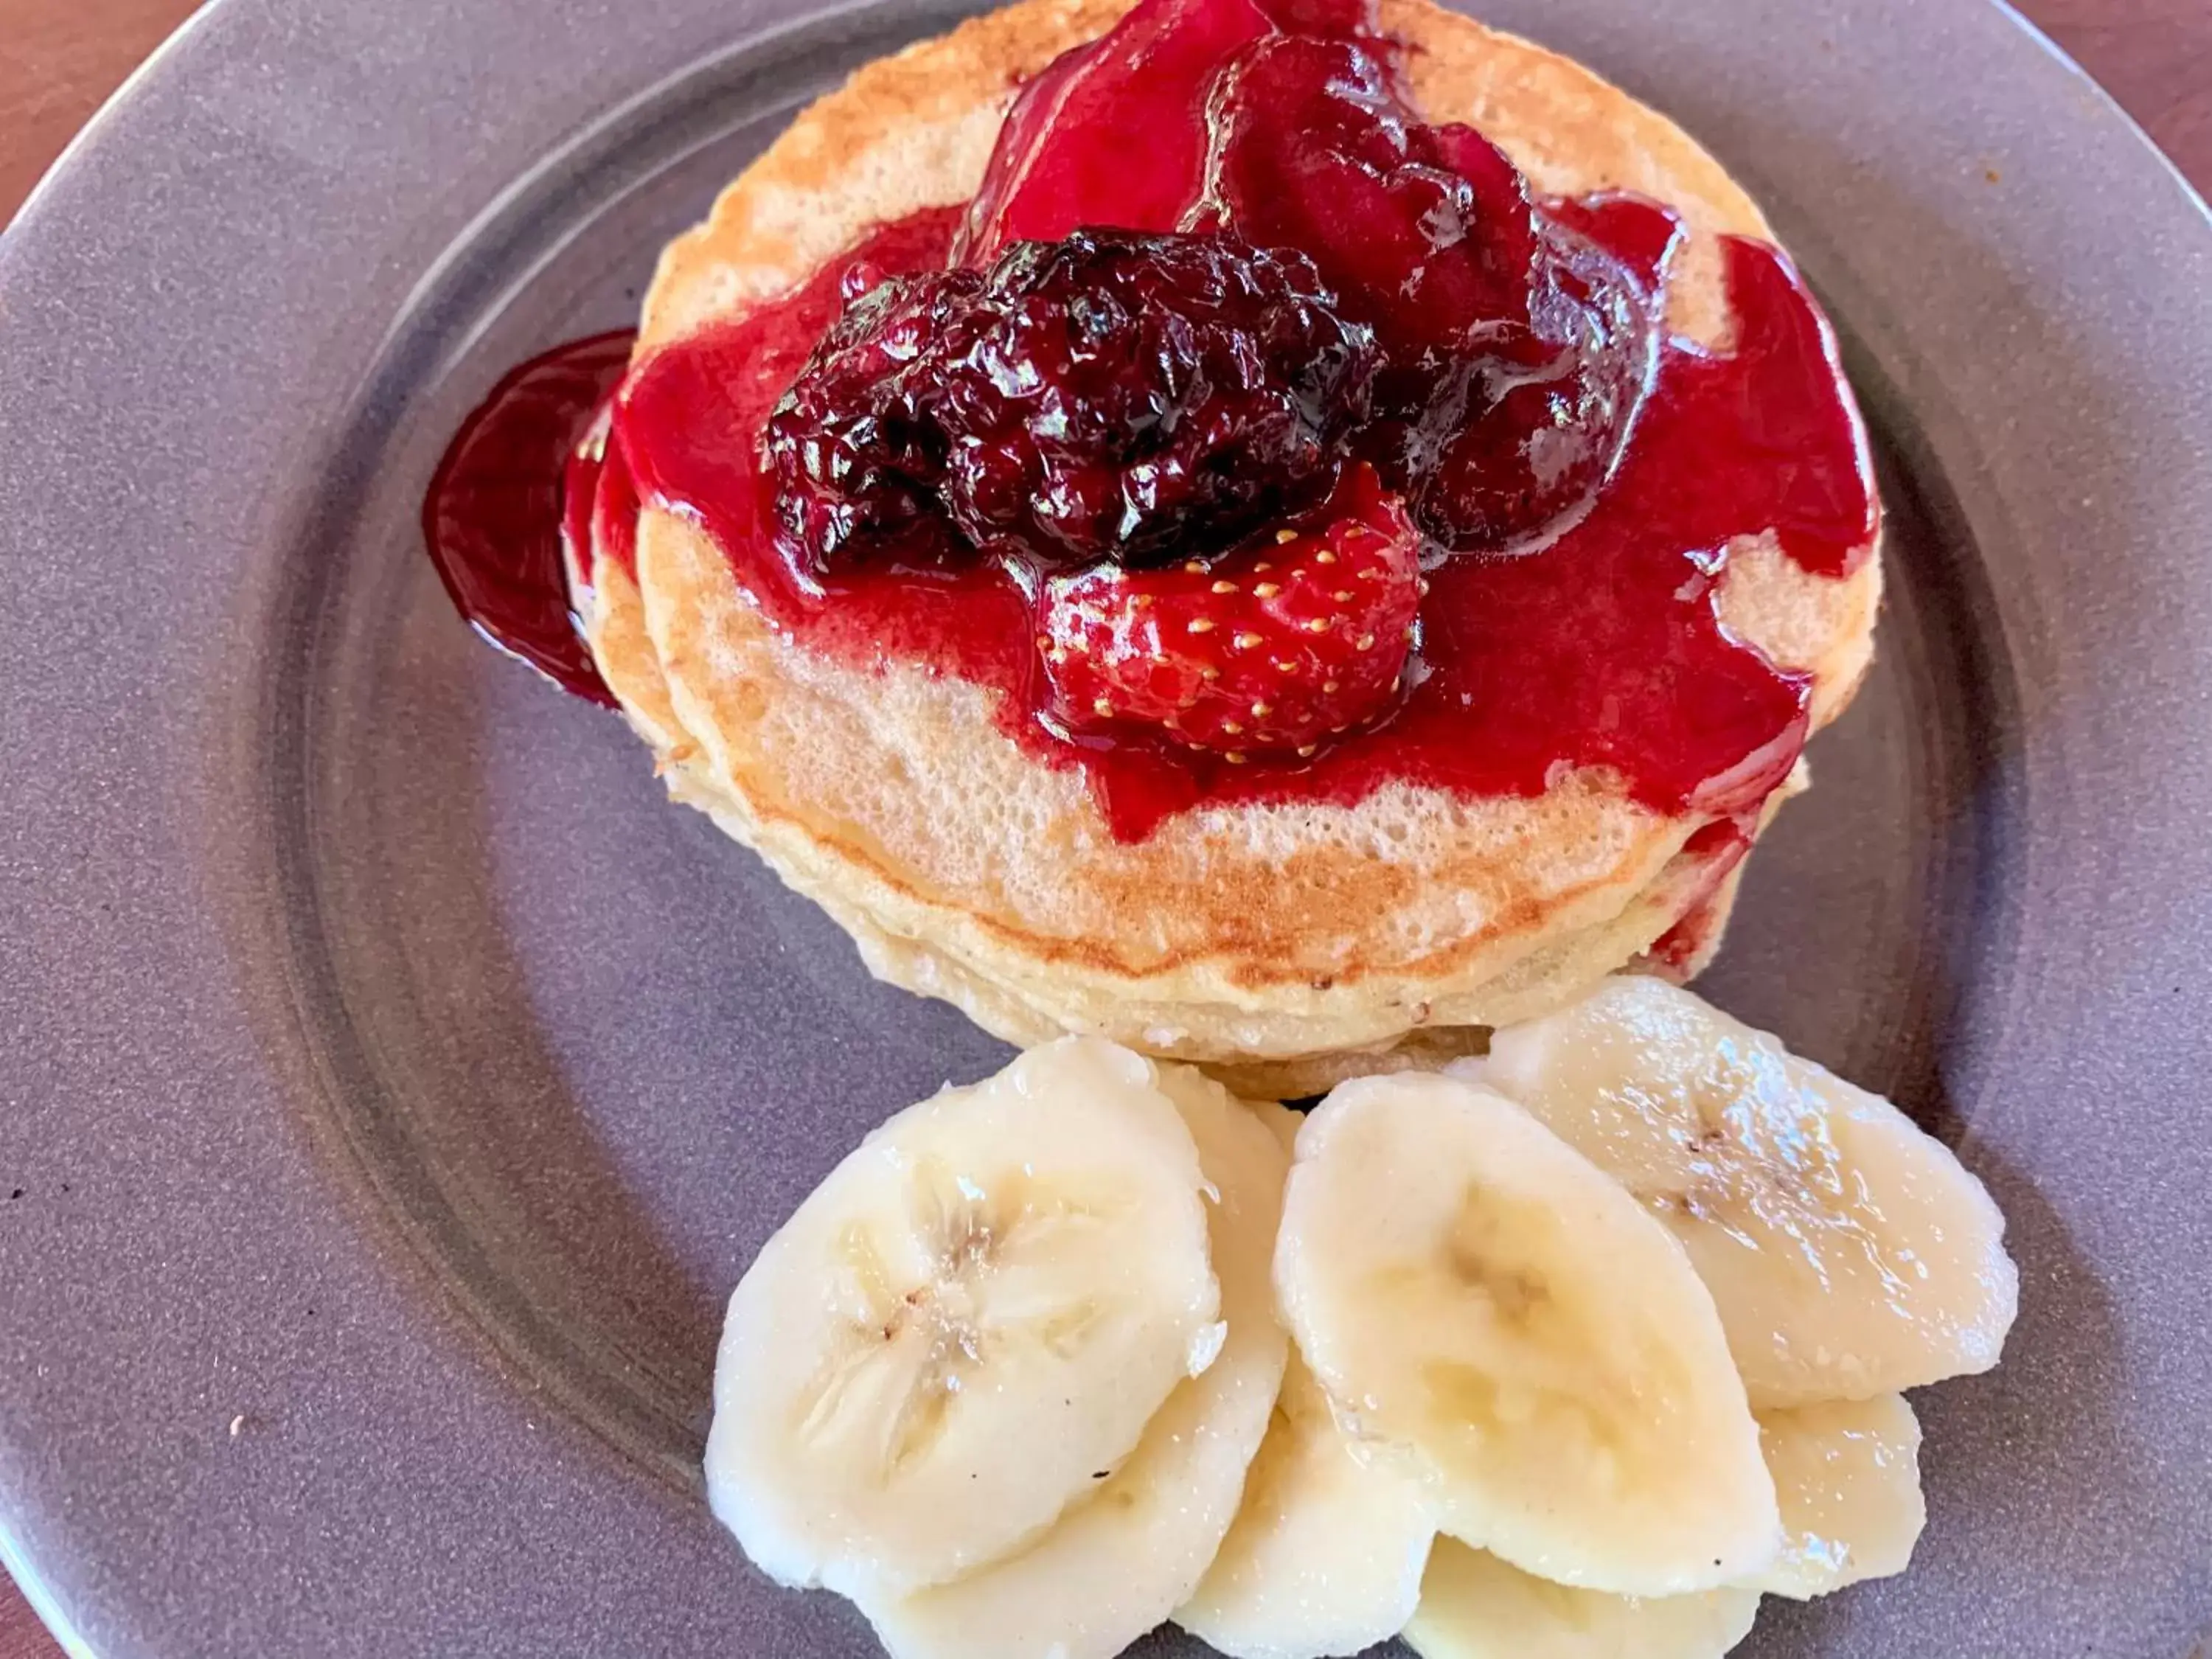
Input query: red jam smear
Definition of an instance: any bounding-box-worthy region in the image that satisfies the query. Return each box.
[580,417,643,584]
[613,208,1032,686]
[422,331,635,704]
[1642,818,1756,973]
[956,0,1368,264]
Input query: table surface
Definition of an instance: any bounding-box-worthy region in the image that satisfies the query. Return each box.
[1,0,2207,1654]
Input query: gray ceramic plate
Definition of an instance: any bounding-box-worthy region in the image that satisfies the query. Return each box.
[2,0,2210,1654]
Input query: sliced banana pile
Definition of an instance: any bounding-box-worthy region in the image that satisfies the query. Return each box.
[1460,975,2020,1410]
[705,982,2019,1659]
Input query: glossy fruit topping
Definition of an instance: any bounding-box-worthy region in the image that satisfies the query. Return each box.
[972,3,1664,554]
[768,229,1379,573]
[422,0,1878,847]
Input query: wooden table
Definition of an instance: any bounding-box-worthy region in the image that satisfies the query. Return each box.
[1,1,2205,1655]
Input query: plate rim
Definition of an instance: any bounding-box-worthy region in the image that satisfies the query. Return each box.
[3,0,2211,1653]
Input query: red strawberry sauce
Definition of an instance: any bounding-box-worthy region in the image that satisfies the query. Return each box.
[425,0,1876,842]
[421,331,634,706]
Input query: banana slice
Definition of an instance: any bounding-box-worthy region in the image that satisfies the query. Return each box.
[857,1065,1290,1659]
[1174,1352,1436,1659]
[1405,1537,1761,1659]
[1175,1097,1438,1659]
[1464,976,2019,1408]
[1741,1395,1924,1599]
[704,1037,1222,1599]
[1275,1073,1779,1596]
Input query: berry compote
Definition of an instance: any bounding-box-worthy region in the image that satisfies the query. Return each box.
[768,228,1379,572]
[424,0,1877,842]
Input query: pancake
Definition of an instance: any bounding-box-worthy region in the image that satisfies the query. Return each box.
[580,0,1883,1085]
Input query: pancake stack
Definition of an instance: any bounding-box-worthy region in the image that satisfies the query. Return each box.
[572,0,1882,1095]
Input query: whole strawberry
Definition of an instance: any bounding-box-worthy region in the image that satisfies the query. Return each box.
[1037,466,1422,761]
